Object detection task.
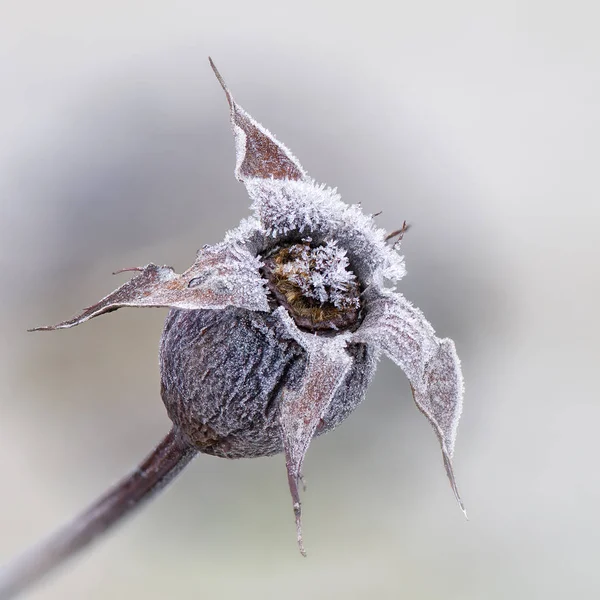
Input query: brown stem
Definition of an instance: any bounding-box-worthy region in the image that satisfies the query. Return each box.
[0,428,196,600]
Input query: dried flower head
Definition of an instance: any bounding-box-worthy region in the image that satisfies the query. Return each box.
[25,59,465,564]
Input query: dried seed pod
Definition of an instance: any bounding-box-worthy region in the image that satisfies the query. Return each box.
[159,307,376,460]
[4,58,466,598]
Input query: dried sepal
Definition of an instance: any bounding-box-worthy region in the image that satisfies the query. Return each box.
[275,307,352,555]
[31,246,269,331]
[210,60,406,287]
[352,290,466,515]
[209,57,307,183]
[411,339,466,516]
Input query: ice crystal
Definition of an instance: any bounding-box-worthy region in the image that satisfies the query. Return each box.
[277,240,359,310]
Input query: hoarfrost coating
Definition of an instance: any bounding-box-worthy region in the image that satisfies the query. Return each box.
[32,58,466,554]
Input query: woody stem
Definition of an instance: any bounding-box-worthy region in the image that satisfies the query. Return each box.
[0,428,196,600]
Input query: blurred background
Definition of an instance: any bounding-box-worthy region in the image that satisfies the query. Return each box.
[1,1,599,598]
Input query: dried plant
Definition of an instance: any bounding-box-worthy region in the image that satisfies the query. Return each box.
[0,59,465,599]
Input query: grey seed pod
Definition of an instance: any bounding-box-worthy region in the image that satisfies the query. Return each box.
[1,58,467,600]
[160,307,376,459]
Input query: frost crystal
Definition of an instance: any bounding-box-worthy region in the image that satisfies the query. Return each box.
[278,240,359,310]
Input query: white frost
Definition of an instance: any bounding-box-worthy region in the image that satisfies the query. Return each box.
[280,240,359,309]
[244,177,406,286]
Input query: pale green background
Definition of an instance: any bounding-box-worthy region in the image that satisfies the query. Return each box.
[1,1,599,598]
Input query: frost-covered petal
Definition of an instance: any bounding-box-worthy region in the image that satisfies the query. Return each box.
[275,307,353,555]
[31,245,269,331]
[352,290,465,514]
[210,58,306,183]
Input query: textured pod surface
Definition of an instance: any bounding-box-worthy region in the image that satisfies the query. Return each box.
[160,307,377,459]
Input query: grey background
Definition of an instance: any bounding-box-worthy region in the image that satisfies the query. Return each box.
[1,1,599,598]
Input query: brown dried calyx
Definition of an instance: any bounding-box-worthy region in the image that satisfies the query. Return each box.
[0,60,467,600]
[261,240,361,333]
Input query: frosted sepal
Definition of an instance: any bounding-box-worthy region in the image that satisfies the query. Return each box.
[210,58,306,183]
[210,59,406,287]
[352,290,465,514]
[275,307,352,554]
[31,246,269,331]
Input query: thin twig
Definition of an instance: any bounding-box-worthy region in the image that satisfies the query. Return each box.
[0,428,196,600]
[384,220,411,248]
